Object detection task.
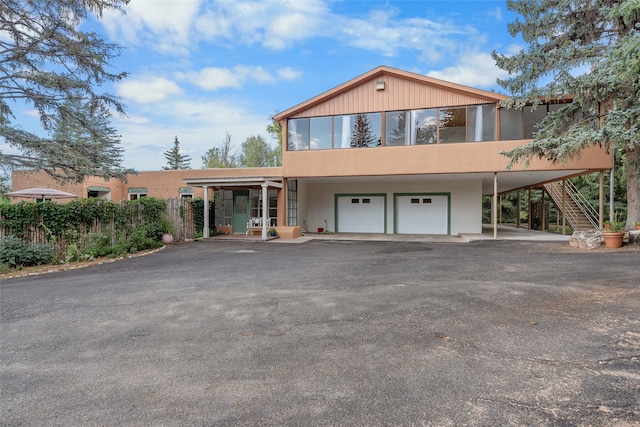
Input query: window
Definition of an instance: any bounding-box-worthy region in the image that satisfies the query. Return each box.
[128,188,148,200]
[467,104,496,141]
[523,106,547,139]
[288,118,310,150]
[214,189,233,227]
[287,180,297,226]
[499,108,523,140]
[310,117,332,150]
[412,109,438,144]
[439,107,467,143]
[386,111,410,146]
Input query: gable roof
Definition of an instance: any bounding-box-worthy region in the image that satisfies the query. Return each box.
[274,65,509,121]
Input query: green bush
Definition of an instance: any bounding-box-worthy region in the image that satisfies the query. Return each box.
[0,235,53,267]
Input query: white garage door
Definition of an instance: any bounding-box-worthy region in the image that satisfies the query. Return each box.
[396,195,449,234]
[337,196,385,233]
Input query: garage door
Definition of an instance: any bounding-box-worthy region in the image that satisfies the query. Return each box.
[396,194,449,234]
[337,195,385,233]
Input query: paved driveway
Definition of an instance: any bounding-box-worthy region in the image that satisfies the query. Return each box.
[1,240,639,426]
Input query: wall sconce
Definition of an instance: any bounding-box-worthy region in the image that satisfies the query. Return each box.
[375,80,385,91]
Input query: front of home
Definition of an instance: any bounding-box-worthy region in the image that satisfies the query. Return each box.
[10,66,612,238]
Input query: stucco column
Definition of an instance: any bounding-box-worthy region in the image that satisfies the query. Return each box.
[493,172,498,239]
[262,184,268,241]
[203,185,209,238]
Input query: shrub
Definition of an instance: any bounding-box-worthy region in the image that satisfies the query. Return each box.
[0,235,53,268]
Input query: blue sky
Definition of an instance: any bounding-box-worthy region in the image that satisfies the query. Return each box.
[12,0,525,172]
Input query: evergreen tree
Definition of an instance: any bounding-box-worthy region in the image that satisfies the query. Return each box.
[202,132,236,168]
[1,0,130,183]
[492,0,639,228]
[163,136,192,170]
[351,114,377,147]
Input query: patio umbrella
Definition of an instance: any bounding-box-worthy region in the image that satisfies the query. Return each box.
[4,187,78,200]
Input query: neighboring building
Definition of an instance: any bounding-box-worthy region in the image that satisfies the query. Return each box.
[11,66,611,238]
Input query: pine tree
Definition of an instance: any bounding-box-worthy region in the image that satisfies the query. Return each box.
[351,114,377,147]
[1,0,130,183]
[492,0,639,229]
[163,136,192,170]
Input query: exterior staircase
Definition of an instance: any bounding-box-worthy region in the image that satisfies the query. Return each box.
[543,181,599,230]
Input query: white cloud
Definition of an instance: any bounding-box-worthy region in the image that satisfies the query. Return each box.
[426,52,509,88]
[277,67,301,81]
[101,0,201,55]
[178,66,298,91]
[116,76,183,104]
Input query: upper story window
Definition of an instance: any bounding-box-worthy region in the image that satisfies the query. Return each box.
[286,101,565,150]
[500,103,569,140]
[289,113,382,151]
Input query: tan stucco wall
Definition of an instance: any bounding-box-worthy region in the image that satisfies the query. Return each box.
[283,141,611,179]
[11,168,283,202]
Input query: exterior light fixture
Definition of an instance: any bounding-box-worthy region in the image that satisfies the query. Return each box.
[375,80,385,91]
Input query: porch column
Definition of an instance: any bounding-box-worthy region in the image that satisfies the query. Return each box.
[527,188,532,229]
[203,185,209,238]
[493,172,498,239]
[516,189,521,229]
[262,184,268,241]
[562,180,566,235]
[599,171,604,229]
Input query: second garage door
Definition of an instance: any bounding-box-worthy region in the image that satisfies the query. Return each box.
[337,195,385,233]
[395,194,449,234]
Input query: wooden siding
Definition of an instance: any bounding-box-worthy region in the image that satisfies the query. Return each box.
[291,74,496,118]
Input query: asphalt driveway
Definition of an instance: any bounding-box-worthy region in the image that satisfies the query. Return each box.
[1,240,639,426]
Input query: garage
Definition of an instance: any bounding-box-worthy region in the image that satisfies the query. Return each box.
[395,194,449,234]
[337,195,385,233]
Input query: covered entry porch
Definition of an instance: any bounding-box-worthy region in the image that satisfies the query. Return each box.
[183,176,283,240]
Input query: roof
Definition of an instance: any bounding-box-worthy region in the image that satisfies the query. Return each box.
[274,65,509,121]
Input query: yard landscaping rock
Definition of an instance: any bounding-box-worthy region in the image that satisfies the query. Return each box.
[569,229,603,249]
[627,229,640,247]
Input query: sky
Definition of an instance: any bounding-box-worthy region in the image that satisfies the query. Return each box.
[10,0,525,172]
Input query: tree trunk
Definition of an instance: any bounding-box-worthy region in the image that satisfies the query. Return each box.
[625,145,640,230]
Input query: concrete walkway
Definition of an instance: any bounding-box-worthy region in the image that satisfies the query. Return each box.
[214,224,572,244]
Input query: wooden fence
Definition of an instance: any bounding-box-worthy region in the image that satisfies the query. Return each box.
[0,198,196,259]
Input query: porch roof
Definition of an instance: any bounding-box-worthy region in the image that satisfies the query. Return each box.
[183,176,283,189]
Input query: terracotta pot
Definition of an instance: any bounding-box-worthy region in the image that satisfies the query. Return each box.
[162,233,174,245]
[602,231,624,249]
[635,225,640,230]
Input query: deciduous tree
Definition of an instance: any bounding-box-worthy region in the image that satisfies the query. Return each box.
[492,0,639,228]
[0,0,131,182]
[238,135,275,167]
[202,132,237,168]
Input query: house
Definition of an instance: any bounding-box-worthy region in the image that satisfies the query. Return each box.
[10,66,612,239]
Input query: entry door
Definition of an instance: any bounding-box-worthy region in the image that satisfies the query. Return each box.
[233,191,249,234]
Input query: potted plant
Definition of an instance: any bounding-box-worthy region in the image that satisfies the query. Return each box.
[268,227,277,237]
[634,221,640,230]
[602,219,624,248]
[161,218,175,245]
